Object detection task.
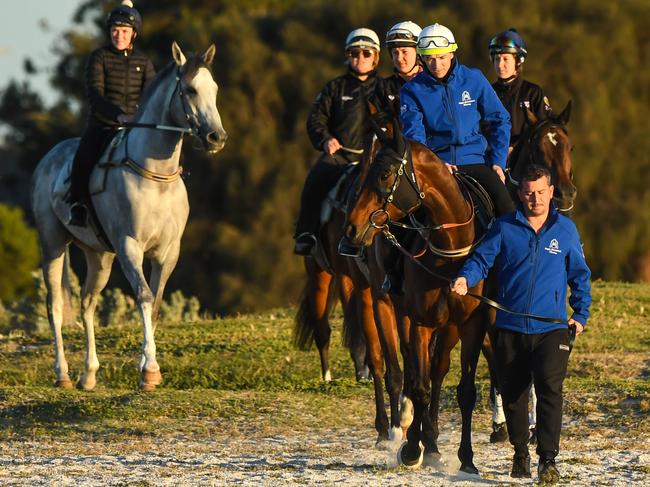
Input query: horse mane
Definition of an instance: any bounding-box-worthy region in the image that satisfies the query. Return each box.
[135,61,178,116]
[136,55,214,118]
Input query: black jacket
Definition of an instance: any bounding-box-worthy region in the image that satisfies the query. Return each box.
[85,45,155,126]
[306,70,380,157]
[492,76,551,147]
[372,72,404,118]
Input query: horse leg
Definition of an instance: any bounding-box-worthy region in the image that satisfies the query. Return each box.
[425,324,458,464]
[149,241,181,331]
[340,274,368,381]
[482,332,508,443]
[372,290,404,446]
[115,236,160,390]
[456,314,484,475]
[78,249,115,390]
[41,249,73,388]
[305,259,335,382]
[398,324,433,468]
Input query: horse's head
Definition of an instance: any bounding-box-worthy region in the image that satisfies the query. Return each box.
[519,101,576,213]
[171,42,228,154]
[344,129,420,247]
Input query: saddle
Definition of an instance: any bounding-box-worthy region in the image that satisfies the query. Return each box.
[52,130,127,251]
[454,172,495,239]
[320,163,360,225]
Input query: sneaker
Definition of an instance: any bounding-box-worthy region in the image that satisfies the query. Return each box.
[68,203,88,227]
[294,233,316,256]
[538,458,560,484]
[511,453,531,478]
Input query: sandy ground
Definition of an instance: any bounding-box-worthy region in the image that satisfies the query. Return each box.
[1,412,648,486]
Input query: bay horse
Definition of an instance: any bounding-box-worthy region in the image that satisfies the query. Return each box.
[344,125,487,473]
[31,42,227,391]
[294,148,412,447]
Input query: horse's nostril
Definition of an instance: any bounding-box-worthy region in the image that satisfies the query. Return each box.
[206,130,227,145]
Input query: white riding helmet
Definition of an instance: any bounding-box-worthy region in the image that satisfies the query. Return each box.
[345,28,381,51]
[416,23,458,55]
[385,21,422,48]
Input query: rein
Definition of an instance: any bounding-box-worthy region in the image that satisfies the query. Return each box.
[381,227,568,325]
[116,68,197,183]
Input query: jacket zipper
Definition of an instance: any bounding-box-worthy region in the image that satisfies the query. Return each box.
[444,83,458,165]
[525,232,541,333]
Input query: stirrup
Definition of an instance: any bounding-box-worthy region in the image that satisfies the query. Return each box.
[68,202,88,227]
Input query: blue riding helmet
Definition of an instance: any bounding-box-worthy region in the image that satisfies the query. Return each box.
[107,1,143,35]
[488,28,527,63]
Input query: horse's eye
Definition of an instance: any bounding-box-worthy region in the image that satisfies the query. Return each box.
[185,86,197,96]
[380,171,391,182]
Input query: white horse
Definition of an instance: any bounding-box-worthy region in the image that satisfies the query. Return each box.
[31,42,227,391]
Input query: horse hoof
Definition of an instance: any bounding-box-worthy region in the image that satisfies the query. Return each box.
[423,452,447,470]
[55,378,73,389]
[397,442,423,469]
[489,422,508,443]
[459,463,479,475]
[140,369,161,390]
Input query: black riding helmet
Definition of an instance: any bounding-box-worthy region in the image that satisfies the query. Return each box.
[107,0,142,35]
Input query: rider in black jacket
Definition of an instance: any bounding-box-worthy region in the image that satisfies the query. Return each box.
[489,29,552,152]
[294,28,382,255]
[374,21,422,117]
[68,0,155,226]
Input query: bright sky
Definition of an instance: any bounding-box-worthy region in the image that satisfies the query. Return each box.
[0,0,92,106]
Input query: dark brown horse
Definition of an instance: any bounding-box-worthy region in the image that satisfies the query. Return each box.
[507,101,575,212]
[344,125,487,473]
[294,151,410,446]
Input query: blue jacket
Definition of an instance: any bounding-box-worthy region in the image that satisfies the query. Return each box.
[458,206,591,334]
[400,60,511,169]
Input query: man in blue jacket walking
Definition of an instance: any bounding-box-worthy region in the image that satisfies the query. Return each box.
[400,23,514,216]
[451,164,591,484]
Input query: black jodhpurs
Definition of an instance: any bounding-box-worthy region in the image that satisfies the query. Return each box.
[68,124,115,202]
[457,163,515,216]
[494,327,571,461]
[294,153,350,237]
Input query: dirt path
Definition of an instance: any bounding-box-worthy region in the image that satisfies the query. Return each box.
[1,412,647,486]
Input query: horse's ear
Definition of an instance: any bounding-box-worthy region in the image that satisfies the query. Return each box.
[203,44,216,66]
[557,100,572,125]
[525,107,538,125]
[172,41,187,66]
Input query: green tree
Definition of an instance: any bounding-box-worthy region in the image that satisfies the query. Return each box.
[0,204,40,301]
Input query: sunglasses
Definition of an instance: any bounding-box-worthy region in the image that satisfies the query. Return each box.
[348,49,374,59]
[417,36,452,49]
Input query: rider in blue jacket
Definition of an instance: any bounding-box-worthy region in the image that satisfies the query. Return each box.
[452,164,591,483]
[400,23,514,216]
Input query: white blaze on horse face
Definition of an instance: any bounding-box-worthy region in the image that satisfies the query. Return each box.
[190,66,226,135]
[546,131,559,146]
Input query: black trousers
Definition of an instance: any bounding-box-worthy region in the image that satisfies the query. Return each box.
[294,154,349,237]
[495,327,571,460]
[68,124,115,202]
[457,164,515,216]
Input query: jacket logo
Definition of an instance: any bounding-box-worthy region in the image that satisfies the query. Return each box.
[341,95,353,102]
[523,100,530,109]
[458,90,475,107]
[388,94,395,101]
[545,238,562,255]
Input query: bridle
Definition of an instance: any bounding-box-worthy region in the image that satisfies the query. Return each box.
[113,67,204,183]
[363,143,476,258]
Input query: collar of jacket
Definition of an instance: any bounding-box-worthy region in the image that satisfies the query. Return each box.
[496,74,523,92]
[108,44,134,56]
[514,202,560,232]
[346,67,378,82]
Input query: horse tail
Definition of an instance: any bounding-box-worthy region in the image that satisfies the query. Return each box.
[293,276,340,351]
